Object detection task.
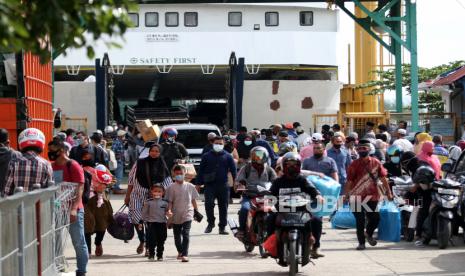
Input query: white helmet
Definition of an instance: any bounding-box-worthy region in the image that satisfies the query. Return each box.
[18,128,45,151]
[104,126,114,134]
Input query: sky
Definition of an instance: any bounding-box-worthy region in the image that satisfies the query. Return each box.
[335,0,465,84]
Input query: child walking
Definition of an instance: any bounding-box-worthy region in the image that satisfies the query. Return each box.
[166,165,200,263]
[84,165,114,257]
[141,184,169,261]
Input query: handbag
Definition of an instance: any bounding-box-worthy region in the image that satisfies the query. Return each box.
[107,205,134,241]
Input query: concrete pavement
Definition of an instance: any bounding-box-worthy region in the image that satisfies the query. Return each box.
[63,193,465,276]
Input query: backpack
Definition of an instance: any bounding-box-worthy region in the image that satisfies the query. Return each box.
[66,161,92,204]
[244,163,274,182]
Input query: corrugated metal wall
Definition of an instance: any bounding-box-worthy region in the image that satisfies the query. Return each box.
[0,98,18,149]
[22,53,53,154]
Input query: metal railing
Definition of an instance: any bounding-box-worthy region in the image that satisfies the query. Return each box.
[0,183,77,276]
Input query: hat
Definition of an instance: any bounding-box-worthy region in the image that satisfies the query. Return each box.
[117,130,126,137]
[349,132,359,140]
[284,123,294,129]
[311,133,323,141]
[357,139,372,148]
[278,131,289,137]
[397,129,407,135]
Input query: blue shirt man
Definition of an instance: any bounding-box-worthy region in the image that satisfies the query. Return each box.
[327,136,351,192]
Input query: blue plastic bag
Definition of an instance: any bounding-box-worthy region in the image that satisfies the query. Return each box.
[331,204,356,229]
[307,175,341,217]
[378,201,401,242]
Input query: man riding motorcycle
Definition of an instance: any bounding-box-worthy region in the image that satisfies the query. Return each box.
[266,152,324,266]
[235,147,277,238]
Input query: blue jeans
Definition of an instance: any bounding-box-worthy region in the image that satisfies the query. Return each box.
[239,197,252,231]
[204,185,230,229]
[68,209,88,274]
[114,160,124,189]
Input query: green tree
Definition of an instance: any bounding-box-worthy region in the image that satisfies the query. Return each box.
[0,0,136,62]
[358,61,465,113]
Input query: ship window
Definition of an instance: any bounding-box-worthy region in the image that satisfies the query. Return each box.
[145,12,159,27]
[228,12,242,27]
[184,12,198,27]
[265,12,279,26]
[128,13,139,27]
[300,11,313,26]
[165,12,179,27]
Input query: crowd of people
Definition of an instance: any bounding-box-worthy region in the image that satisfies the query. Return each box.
[0,118,464,275]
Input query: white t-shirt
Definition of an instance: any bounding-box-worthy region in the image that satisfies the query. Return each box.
[393,138,414,152]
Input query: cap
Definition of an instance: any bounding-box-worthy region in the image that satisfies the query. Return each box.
[349,132,359,140]
[284,123,294,129]
[117,130,127,137]
[311,133,323,141]
[397,129,407,135]
[357,139,372,148]
[278,131,289,137]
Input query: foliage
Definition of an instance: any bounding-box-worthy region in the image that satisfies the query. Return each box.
[358,60,465,113]
[0,0,137,63]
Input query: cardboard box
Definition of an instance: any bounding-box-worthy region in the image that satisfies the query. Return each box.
[136,119,152,134]
[142,125,161,142]
[180,163,197,181]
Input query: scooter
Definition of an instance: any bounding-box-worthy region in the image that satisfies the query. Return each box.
[391,176,416,241]
[273,194,313,276]
[422,179,462,249]
[229,183,272,257]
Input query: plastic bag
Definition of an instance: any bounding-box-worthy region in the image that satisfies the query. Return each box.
[378,201,401,242]
[308,175,341,217]
[263,234,278,258]
[331,204,356,229]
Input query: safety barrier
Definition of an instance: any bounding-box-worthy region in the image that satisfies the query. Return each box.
[312,114,338,133]
[0,183,76,276]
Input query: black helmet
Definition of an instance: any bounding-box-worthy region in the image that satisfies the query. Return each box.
[250,146,269,165]
[413,165,435,184]
[282,152,301,167]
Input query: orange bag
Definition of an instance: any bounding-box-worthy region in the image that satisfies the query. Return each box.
[263,234,278,258]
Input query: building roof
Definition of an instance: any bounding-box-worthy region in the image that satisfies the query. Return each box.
[432,65,465,86]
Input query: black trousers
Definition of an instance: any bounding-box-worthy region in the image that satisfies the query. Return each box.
[146,222,167,258]
[352,201,380,245]
[173,221,192,257]
[415,189,432,238]
[133,223,146,243]
[85,231,105,254]
[311,216,323,249]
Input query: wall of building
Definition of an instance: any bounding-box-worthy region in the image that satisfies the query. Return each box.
[54,82,97,133]
[242,80,341,132]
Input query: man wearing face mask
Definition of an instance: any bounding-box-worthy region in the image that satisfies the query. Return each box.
[160,128,188,172]
[70,132,108,168]
[384,145,405,177]
[198,136,237,235]
[344,139,393,250]
[48,139,89,276]
[327,135,351,193]
[236,133,256,165]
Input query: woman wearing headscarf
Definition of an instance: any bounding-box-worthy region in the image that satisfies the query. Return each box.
[124,143,170,256]
[413,132,432,155]
[416,141,441,180]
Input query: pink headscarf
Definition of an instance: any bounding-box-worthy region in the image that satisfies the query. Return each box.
[417,141,441,180]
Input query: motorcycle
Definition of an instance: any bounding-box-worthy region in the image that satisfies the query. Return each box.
[390,176,416,242]
[422,178,463,249]
[229,183,272,257]
[273,194,313,276]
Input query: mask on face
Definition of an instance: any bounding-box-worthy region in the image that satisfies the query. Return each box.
[244,140,252,146]
[333,144,342,149]
[174,175,184,182]
[48,151,60,161]
[213,144,224,152]
[230,135,236,140]
[167,137,175,143]
[358,151,369,158]
[391,156,400,164]
[313,153,323,159]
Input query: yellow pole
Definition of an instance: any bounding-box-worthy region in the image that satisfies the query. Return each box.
[355,2,379,112]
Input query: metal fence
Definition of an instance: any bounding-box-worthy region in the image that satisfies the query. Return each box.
[312,114,338,134]
[0,183,77,276]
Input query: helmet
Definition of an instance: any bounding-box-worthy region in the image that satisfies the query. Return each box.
[104,126,114,134]
[387,145,403,157]
[282,152,301,178]
[311,133,323,141]
[18,128,45,151]
[278,142,297,156]
[413,165,436,184]
[162,128,178,138]
[55,132,67,142]
[250,146,269,165]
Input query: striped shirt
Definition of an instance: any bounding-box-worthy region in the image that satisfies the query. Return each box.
[4,151,54,196]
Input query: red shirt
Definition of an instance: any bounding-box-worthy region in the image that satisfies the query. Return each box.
[52,160,85,210]
[347,157,387,202]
